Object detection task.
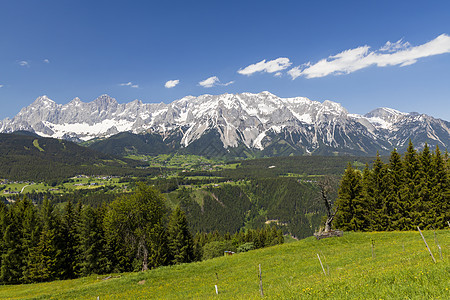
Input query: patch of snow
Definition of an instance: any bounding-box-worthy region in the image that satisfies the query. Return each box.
[253,131,267,150]
[43,119,134,139]
[290,111,313,124]
[365,117,392,129]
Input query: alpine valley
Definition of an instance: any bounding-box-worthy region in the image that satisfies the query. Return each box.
[1,91,449,158]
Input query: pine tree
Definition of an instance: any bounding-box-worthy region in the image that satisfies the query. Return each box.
[430,146,449,228]
[77,205,107,276]
[401,140,420,229]
[1,197,40,284]
[368,153,386,231]
[60,200,79,279]
[167,206,195,264]
[25,198,63,282]
[360,164,373,230]
[417,144,434,228]
[335,164,364,231]
[385,148,405,230]
[0,205,20,283]
[0,201,6,274]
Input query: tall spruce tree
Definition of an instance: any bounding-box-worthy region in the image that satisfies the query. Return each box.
[25,198,63,282]
[430,146,449,228]
[0,201,5,274]
[1,197,40,284]
[335,164,364,231]
[1,206,20,283]
[77,205,107,276]
[401,140,420,229]
[369,153,386,231]
[360,164,373,230]
[167,205,195,264]
[417,144,434,228]
[60,200,79,279]
[386,149,406,230]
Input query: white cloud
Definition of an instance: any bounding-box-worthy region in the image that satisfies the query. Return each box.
[43,59,50,63]
[199,76,219,88]
[119,82,139,88]
[222,80,234,86]
[238,57,292,76]
[0,84,3,88]
[289,34,450,79]
[198,76,234,88]
[274,72,283,77]
[165,79,180,88]
[18,60,29,67]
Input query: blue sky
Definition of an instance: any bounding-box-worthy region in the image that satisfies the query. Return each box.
[1,0,450,120]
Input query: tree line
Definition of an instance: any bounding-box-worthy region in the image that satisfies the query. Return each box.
[0,183,283,284]
[335,142,449,231]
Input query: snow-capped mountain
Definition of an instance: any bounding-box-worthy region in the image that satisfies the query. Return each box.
[1,92,449,156]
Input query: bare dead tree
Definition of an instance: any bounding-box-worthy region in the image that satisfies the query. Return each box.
[317,176,338,232]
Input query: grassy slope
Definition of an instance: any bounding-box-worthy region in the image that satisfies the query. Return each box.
[1,230,449,299]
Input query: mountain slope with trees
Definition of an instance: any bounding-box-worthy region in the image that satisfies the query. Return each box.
[0,133,159,181]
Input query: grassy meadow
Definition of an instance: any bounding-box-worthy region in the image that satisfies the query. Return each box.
[1,230,449,299]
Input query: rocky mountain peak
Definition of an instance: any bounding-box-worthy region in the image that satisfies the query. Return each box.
[93,94,117,105]
[1,92,448,155]
[32,95,56,106]
[364,107,409,129]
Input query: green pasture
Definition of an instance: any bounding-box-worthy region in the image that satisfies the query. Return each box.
[1,177,127,195]
[1,230,448,299]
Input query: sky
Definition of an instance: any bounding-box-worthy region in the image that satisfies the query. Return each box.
[1,0,450,120]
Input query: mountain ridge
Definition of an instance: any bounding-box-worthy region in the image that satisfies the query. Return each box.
[1,92,448,157]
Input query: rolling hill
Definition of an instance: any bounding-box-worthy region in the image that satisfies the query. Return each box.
[0,133,158,181]
[0,230,447,299]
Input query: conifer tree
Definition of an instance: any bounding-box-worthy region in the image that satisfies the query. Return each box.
[0,205,20,283]
[335,164,364,231]
[401,140,420,229]
[417,144,434,228]
[361,164,373,229]
[0,201,5,273]
[1,197,40,283]
[167,205,195,264]
[25,198,63,282]
[430,145,449,228]
[385,148,405,230]
[60,200,79,279]
[77,205,107,276]
[368,153,386,231]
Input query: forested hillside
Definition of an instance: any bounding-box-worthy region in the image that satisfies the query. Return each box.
[176,178,324,238]
[0,133,160,181]
[0,184,283,284]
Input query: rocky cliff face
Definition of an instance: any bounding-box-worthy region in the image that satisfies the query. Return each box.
[1,92,449,156]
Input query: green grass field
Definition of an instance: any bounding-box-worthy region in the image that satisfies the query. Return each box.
[1,177,127,195]
[1,230,448,299]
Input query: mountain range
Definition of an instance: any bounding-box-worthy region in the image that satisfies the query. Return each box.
[1,92,449,157]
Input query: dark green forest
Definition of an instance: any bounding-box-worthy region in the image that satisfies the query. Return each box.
[0,184,283,284]
[176,178,325,238]
[0,133,161,182]
[335,142,449,231]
